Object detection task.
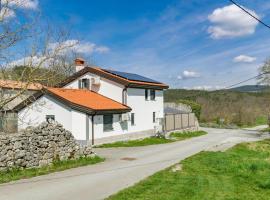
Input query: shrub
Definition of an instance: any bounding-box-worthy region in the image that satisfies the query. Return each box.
[177,99,201,120]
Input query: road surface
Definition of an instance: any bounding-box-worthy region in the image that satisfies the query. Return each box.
[0,127,268,200]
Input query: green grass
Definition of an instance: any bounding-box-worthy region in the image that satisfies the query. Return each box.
[170,130,207,140]
[0,156,104,184]
[260,127,270,133]
[96,131,207,148]
[95,137,174,148]
[255,116,268,126]
[107,139,270,200]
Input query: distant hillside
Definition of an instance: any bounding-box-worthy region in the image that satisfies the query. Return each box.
[229,85,270,92]
[164,89,270,126]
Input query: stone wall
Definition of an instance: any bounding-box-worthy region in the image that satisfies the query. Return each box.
[164,102,192,113]
[0,122,93,171]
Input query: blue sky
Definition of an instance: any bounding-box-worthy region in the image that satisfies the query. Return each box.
[7,0,270,89]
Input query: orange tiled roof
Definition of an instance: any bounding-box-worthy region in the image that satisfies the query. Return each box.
[47,88,131,111]
[0,80,43,90]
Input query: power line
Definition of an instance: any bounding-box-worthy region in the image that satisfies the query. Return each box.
[224,71,270,89]
[229,0,270,30]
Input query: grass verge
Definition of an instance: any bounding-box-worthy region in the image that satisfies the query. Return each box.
[96,131,207,148]
[107,139,270,200]
[170,130,207,140]
[0,156,104,184]
[260,127,270,133]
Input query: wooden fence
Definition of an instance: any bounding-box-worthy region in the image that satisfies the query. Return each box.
[164,113,196,132]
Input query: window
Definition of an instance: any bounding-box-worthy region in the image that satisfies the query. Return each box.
[46,115,55,123]
[131,113,135,126]
[103,114,113,131]
[150,89,155,100]
[153,112,156,123]
[79,78,90,89]
[145,89,148,100]
[118,114,122,121]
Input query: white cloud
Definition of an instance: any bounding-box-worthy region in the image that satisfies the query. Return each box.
[233,55,256,63]
[0,7,15,20]
[183,85,224,91]
[95,46,110,53]
[2,0,38,10]
[48,40,110,55]
[177,70,200,80]
[0,0,39,20]
[8,55,45,67]
[7,40,109,67]
[208,4,259,39]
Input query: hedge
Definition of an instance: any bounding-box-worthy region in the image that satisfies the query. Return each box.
[177,99,201,120]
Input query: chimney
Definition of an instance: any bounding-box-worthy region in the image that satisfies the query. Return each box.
[74,58,85,72]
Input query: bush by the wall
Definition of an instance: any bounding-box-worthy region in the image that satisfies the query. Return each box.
[177,99,201,120]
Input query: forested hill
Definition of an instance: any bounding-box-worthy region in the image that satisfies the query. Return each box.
[164,89,270,126]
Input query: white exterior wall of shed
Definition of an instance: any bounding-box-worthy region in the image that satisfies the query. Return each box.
[18,95,72,131]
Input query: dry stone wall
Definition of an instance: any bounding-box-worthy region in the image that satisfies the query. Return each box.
[0,122,93,171]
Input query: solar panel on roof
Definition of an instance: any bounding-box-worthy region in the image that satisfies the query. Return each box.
[104,69,161,84]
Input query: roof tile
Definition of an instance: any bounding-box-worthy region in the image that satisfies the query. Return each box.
[47,88,130,111]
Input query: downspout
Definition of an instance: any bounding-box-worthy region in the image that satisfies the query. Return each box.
[91,113,96,145]
[122,86,128,105]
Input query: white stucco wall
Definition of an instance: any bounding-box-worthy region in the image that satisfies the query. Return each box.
[91,88,164,140]
[18,95,90,141]
[71,110,88,141]
[93,114,129,139]
[64,72,124,103]
[126,88,163,133]
[18,95,72,131]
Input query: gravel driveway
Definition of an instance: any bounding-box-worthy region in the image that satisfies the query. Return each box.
[0,127,268,200]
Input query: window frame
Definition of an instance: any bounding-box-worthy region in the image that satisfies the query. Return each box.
[150,89,156,100]
[131,113,135,126]
[79,78,90,89]
[145,89,149,100]
[103,114,113,132]
[46,115,55,123]
[153,112,156,123]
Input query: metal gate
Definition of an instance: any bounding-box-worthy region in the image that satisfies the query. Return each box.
[164,113,196,131]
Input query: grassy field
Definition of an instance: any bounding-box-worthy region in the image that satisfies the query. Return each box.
[164,89,270,127]
[107,139,270,200]
[0,156,104,184]
[96,131,207,148]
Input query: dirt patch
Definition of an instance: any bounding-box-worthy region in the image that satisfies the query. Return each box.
[121,157,137,161]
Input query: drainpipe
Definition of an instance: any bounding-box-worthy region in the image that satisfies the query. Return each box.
[122,86,127,105]
[91,113,96,145]
[86,114,90,142]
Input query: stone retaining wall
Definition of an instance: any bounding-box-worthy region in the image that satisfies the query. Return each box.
[0,122,93,171]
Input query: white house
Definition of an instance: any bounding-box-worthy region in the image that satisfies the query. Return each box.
[14,58,169,144]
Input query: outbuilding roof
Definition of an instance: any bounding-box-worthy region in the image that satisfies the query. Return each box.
[0,80,43,91]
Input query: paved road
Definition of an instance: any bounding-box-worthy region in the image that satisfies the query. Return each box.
[0,128,268,200]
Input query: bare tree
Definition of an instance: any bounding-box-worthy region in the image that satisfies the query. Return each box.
[0,0,79,111]
[257,59,270,85]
